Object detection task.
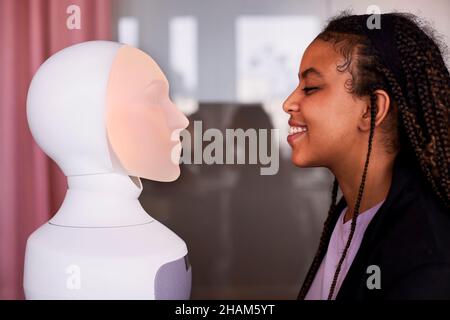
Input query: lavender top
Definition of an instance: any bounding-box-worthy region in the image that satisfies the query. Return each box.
[305,199,386,300]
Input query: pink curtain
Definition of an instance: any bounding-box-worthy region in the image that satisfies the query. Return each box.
[0,0,111,300]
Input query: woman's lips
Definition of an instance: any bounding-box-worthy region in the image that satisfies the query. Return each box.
[287,120,308,147]
[287,130,307,146]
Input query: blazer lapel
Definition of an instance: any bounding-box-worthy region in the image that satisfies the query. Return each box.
[335,153,419,299]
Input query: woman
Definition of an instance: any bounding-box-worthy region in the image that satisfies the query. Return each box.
[283,12,450,300]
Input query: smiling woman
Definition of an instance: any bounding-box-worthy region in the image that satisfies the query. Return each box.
[283,12,450,300]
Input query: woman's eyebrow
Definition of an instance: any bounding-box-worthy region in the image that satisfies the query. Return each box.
[298,67,323,80]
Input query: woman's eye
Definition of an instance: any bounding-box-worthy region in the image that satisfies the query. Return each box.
[301,86,319,95]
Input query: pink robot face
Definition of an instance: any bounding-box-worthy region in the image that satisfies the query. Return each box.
[106,46,189,182]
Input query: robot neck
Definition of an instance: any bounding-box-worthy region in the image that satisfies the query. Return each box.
[48,172,154,228]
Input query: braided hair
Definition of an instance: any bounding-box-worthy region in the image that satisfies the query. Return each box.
[298,12,450,300]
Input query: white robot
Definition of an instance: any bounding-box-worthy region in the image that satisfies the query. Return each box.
[24,41,192,299]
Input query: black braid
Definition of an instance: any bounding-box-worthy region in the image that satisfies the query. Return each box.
[297,177,339,299]
[327,92,377,299]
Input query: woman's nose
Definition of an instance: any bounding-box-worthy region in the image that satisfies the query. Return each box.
[282,94,300,114]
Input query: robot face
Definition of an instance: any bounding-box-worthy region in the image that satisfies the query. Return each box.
[106,46,189,182]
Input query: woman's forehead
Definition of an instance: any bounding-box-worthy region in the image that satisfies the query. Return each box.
[299,39,344,79]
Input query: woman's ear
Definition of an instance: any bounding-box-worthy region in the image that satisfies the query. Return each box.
[358,89,391,132]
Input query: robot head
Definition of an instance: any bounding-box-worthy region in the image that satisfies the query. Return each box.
[27,41,189,182]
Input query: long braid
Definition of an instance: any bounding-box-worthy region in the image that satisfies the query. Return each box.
[297,177,339,299]
[327,92,378,299]
[376,61,450,208]
[392,17,450,208]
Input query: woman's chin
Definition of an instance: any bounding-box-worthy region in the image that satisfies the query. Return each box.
[291,153,309,167]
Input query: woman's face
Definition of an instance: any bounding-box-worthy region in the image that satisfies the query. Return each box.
[283,39,368,169]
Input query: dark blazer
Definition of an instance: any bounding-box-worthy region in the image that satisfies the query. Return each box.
[302,154,450,300]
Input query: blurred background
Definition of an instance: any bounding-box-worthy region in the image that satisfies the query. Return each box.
[1,0,449,299]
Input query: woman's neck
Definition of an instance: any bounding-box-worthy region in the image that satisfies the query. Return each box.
[332,151,396,223]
